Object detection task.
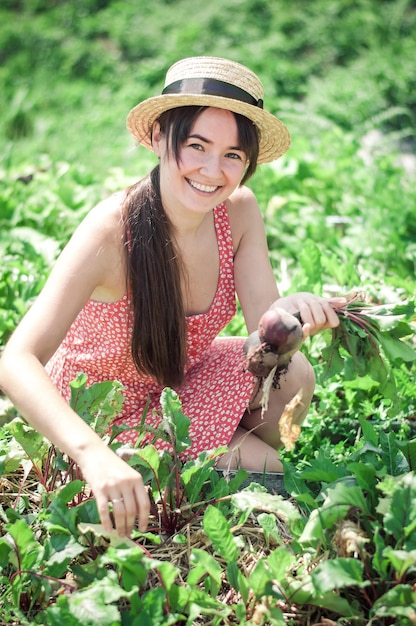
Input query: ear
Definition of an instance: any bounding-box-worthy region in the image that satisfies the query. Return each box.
[151,121,163,156]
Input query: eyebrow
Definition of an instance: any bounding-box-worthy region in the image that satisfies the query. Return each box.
[188,133,243,152]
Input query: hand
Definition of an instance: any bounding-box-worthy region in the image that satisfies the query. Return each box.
[80,446,150,537]
[274,293,346,337]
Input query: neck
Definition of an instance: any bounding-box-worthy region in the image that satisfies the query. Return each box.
[163,199,215,238]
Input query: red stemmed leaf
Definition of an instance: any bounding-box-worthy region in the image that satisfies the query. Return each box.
[322,292,415,394]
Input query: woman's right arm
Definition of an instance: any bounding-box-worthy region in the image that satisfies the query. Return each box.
[0,196,150,536]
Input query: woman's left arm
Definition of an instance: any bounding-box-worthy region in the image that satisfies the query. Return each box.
[228,187,344,336]
[228,186,279,333]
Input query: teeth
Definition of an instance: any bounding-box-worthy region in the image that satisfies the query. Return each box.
[188,180,218,193]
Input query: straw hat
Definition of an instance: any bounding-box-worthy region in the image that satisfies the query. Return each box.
[126,56,290,164]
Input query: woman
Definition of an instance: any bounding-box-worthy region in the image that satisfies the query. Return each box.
[0,57,342,537]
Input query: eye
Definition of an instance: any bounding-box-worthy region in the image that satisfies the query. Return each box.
[226,151,245,161]
[187,142,204,151]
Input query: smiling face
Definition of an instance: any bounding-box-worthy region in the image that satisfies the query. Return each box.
[152,107,250,218]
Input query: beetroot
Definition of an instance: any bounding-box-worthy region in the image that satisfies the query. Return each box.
[258,307,303,355]
[244,307,303,377]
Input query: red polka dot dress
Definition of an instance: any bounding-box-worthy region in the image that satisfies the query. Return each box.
[46,202,256,458]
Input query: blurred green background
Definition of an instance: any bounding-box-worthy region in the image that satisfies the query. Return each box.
[1,0,415,177]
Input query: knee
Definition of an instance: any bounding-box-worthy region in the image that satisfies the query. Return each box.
[289,351,315,402]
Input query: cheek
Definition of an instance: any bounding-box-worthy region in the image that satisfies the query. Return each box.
[227,161,246,182]
[177,150,199,171]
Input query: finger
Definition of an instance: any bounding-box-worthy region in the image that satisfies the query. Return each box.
[302,322,312,339]
[297,302,313,327]
[134,485,151,533]
[298,301,326,329]
[119,491,139,537]
[111,495,128,537]
[96,493,115,534]
[315,298,341,328]
[312,302,328,328]
[324,303,341,327]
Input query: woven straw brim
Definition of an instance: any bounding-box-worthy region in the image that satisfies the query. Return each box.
[126,94,290,164]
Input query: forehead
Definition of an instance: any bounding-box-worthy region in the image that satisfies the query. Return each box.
[189,107,239,140]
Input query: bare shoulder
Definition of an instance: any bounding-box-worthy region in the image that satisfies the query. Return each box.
[225,185,264,250]
[54,190,129,301]
[79,190,127,244]
[227,185,263,225]
[227,185,258,210]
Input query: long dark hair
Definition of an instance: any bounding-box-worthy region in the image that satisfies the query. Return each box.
[123,106,259,387]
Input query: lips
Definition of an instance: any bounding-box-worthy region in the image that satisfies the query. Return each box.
[187,179,220,193]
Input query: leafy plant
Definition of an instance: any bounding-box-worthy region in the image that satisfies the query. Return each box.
[284,416,416,624]
[2,380,416,624]
[322,292,415,403]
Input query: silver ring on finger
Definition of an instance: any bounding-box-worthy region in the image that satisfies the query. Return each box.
[111,497,124,504]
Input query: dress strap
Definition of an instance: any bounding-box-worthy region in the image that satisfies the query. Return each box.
[213,202,234,266]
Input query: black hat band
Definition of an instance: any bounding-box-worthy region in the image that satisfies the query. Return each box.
[162,78,264,109]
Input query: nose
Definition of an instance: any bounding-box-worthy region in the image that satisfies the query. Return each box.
[200,153,222,179]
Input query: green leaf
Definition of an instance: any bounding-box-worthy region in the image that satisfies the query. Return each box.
[188,548,222,596]
[323,298,415,394]
[372,584,416,620]
[5,518,44,571]
[286,573,359,617]
[372,526,390,578]
[7,419,48,471]
[363,301,415,320]
[397,439,416,472]
[249,558,275,599]
[266,547,296,582]
[258,512,283,546]
[225,466,250,493]
[322,340,345,378]
[357,415,379,447]
[227,561,250,603]
[298,239,323,293]
[346,462,377,493]
[203,505,239,562]
[133,587,167,626]
[150,559,180,590]
[181,463,213,504]
[40,599,80,626]
[324,481,369,512]
[231,491,303,535]
[44,537,86,579]
[172,585,227,619]
[56,479,85,503]
[383,473,416,547]
[102,546,149,590]
[131,444,161,476]
[309,591,360,617]
[379,430,409,476]
[47,496,80,537]
[160,387,191,453]
[311,557,366,593]
[49,577,123,625]
[70,375,125,436]
[298,449,346,482]
[383,548,416,580]
[300,482,368,545]
[374,328,416,363]
[282,462,316,514]
[299,504,350,545]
